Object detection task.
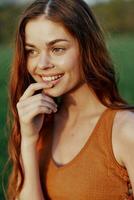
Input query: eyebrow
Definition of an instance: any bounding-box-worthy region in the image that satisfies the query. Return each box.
[25,39,69,48]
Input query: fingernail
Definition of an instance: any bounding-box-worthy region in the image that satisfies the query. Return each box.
[48,82,53,87]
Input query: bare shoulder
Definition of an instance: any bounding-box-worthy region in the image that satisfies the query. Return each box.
[113,109,134,143]
[113,109,134,193]
[113,109,134,167]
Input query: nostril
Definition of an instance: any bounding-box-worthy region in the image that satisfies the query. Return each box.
[37,63,55,69]
[50,64,55,68]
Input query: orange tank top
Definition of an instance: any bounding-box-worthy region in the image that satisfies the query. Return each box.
[37,108,133,200]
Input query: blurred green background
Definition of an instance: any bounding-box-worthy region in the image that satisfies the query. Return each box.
[0,0,134,199]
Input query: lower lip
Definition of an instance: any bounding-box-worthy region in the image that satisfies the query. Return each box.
[42,74,64,86]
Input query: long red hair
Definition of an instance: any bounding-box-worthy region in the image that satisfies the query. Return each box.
[6,0,133,199]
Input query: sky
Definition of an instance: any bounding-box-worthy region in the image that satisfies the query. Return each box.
[85,0,109,4]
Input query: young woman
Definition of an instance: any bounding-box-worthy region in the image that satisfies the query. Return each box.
[7,0,134,199]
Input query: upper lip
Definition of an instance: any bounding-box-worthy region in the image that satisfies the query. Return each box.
[39,73,64,77]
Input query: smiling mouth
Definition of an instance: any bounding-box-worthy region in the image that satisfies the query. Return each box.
[41,73,64,85]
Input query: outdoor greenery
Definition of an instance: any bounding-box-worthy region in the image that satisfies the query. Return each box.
[92,0,134,33]
[0,0,134,44]
[0,45,12,199]
[0,0,134,199]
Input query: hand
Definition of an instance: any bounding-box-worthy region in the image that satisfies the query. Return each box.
[17,82,57,141]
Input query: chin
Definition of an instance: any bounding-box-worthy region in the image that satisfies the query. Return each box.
[42,87,63,97]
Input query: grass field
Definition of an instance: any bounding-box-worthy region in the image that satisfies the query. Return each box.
[0,34,134,199]
[108,34,134,103]
[0,44,12,199]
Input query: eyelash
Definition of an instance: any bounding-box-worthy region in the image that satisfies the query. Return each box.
[52,47,66,54]
[25,49,37,56]
[25,47,66,57]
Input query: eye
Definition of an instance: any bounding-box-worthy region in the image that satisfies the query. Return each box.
[25,49,39,57]
[52,47,66,55]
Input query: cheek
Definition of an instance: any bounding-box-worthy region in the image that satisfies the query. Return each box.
[59,51,81,73]
[66,56,81,79]
[27,59,36,75]
[63,58,82,88]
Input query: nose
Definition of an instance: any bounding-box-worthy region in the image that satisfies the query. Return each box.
[37,52,54,70]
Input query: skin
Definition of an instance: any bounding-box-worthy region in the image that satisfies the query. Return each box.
[112,111,134,194]
[25,16,83,99]
[23,16,107,161]
[17,16,134,198]
[25,17,106,112]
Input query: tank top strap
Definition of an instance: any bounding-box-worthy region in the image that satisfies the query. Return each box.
[98,108,130,183]
[97,108,117,131]
[91,108,117,142]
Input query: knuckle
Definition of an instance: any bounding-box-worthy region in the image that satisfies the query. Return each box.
[44,101,51,108]
[38,98,43,105]
[47,108,52,113]
[29,84,34,90]
[21,117,30,124]
[42,93,48,100]
[42,94,54,104]
[16,102,20,108]
[44,107,50,113]
[37,105,49,113]
[38,93,43,100]
[40,99,43,105]
[19,97,22,101]
[36,105,42,111]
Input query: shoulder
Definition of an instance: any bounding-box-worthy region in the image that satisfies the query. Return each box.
[114,109,134,144]
[113,109,134,166]
[113,109,134,192]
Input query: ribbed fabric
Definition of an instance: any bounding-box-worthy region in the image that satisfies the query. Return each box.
[37,108,133,200]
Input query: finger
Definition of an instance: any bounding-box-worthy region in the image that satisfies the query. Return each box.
[20,82,53,101]
[26,99,57,113]
[19,93,57,108]
[27,106,53,116]
[20,106,53,124]
[18,98,57,116]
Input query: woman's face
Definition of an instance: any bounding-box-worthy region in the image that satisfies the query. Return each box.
[25,17,83,97]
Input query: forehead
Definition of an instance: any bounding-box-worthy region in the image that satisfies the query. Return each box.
[25,17,74,45]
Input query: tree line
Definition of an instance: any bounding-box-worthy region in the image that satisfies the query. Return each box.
[92,0,134,34]
[0,0,134,44]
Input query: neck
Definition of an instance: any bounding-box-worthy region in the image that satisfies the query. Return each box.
[58,83,106,120]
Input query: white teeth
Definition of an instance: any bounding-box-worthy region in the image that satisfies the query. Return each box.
[42,74,63,82]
